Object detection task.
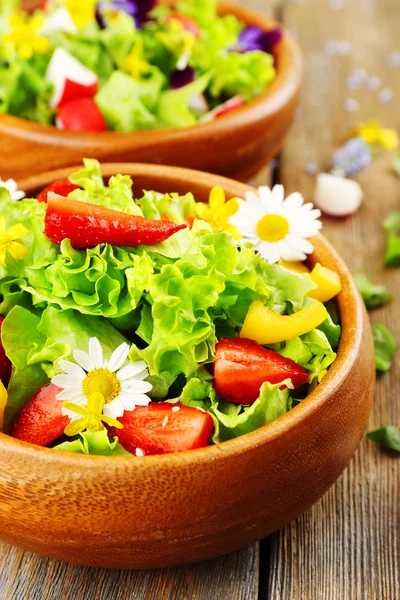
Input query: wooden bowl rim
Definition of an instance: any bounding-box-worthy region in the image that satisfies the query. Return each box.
[0,2,303,145]
[1,163,365,468]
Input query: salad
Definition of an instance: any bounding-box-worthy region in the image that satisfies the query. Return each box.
[0,0,281,132]
[0,160,342,456]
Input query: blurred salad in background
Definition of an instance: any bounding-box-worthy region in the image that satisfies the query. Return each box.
[0,0,282,131]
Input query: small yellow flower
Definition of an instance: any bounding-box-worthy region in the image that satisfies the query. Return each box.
[63,0,96,30]
[0,217,29,268]
[63,392,123,437]
[2,14,50,60]
[195,187,242,240]
[121,40,149,80]
[0,381,7,432]
[348,120,399,151]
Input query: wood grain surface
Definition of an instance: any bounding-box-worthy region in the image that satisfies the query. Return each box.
[0,0,399,598]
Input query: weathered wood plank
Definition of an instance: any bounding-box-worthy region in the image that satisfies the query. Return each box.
[266,0,400,598]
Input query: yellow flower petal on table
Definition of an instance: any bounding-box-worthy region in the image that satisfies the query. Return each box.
[348,120,399,151]
[240,300,328,345]
[0,381,7,432]
[195,187,242,240]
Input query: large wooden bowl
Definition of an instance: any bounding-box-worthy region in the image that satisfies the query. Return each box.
[0,2,302,181]
[0,164,374,569]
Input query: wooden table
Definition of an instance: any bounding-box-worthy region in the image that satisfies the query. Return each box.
[1,0,399,598]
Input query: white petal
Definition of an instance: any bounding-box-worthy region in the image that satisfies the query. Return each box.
[103,399,124,419]
[52,374,78,389]
[244,191,261,206]
[117,361,148,380]
[121,380,153,394]
[283,192,305,211]
[57,359,85,380]
[287,234,314,254]
[73,349,94,372]
[89,337,103,369]
[56,389,86,402]
[278,240,306,262]
[255,241,282,264]
[129,394,152,406]
[108,343,130,372]
[118,394,137,412]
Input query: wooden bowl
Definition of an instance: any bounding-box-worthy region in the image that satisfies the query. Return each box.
[0,2,303,182]
[0,164,374,569]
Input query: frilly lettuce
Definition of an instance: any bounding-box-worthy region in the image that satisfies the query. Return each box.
[154,72,211,129]
[2,305,128,428]
[54,429,130,456]
[139,190,196,223]
[211,380,290,443]
[176,0,217,28]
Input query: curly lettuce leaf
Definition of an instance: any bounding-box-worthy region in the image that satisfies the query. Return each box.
[138,190,196,223]
[211,380,290,443]
[368,426,400,453]
[2,305,129,427]
[96,69,164,131]
[382,212,400,267]
[208,51,276,102]
[54,429,131,456]
[176,0,217,28]
[24,241,154,318]
[69,158,142,214]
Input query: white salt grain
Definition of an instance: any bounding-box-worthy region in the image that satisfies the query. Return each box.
[172,406,180,412]
[162,416,169,428]
[135,448,145,457]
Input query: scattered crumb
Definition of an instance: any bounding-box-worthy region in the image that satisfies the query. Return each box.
[135,448,145,457]
[388,51,400,67]
[324,40,352,56]
[162,416,169,428]
[305,162,318,175]
[287,381,295,390]
[172,406,180,412]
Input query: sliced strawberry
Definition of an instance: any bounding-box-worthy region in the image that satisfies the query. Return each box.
[109,403,214,455]
[56,97,107,132]
[0,317,12,387]
[10,383,69,447]
[45,192,187,248]
[36,179,79,204]
[214,337,309,405]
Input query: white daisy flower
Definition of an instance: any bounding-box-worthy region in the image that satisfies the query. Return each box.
[52,337,152,421]
[230,185,322,264]
[0,179,25,202]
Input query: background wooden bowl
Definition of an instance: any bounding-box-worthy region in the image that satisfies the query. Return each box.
[0,2,303,181]
[0,164,374,569]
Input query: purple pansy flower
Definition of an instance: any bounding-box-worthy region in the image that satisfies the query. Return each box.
[169,66,195,89]
[236,25,283,54]
[96,0,156,29]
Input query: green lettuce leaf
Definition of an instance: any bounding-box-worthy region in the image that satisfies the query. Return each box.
[208,51,276,102]
[154,72,211,129]
[176,0,217,28]
[210,380,290,443]
[54,429,131,456]
[372,323,396,372]
[69,158,142,214]
[2,305,129,428]
[354,274,393,309]
[96,69,164,131]
[24,240,154,318]
[138,190,196,223]
[382,212,400,267]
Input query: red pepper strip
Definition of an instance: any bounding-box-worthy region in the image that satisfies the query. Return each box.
[214,337,309,405]
[44,193,187,249]
[109,402,214,455]
[10,383,69,447]
[36,179,79,203]
[0,317,12,387]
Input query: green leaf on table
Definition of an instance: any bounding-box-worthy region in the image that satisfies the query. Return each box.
[382,212,400,267]
[392,151,400,177]
[372,323,396,372]
[354,274,393,309]
[368,426,400,452]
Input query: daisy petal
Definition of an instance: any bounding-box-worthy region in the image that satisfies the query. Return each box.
[129,394,152,406]
[89,337,103,369]
[57,360,85,380]
[103,399,125,419]
[117,361,148,380]
[52,374,79,389]
[73,349,94,372]
[108,342,130,372]
[121,380,153,394]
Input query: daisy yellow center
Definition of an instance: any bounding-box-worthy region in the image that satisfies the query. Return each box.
[82,369,121,404]
[256,214,289,243]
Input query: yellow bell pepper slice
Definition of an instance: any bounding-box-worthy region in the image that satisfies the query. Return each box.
[279,260,310,275]
[240,300,329,344]
[0,381,7,432]
[309,263,342,303]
